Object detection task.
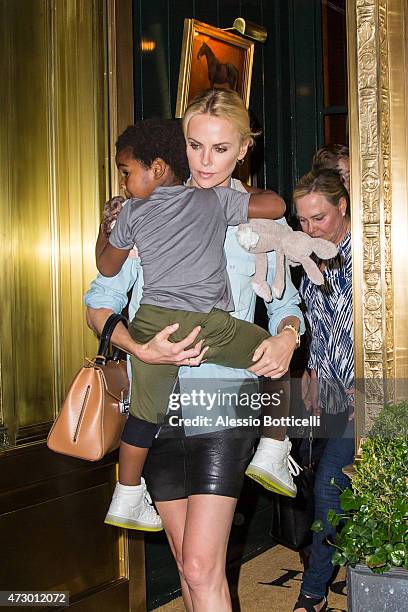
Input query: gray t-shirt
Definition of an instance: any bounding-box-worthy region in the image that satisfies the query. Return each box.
[109,185,250,313]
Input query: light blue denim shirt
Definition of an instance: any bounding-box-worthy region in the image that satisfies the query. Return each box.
[85,183,304,434]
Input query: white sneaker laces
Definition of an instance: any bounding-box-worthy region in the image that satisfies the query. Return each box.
[141,486,161,522]
[287,454,302,476]
[144,487,153,505]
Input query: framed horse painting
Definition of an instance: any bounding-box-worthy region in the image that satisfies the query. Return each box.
[176,19,254,117]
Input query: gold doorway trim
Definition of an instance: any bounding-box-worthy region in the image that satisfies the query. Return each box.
[347,0,408,444]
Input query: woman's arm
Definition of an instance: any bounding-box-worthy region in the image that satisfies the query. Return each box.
[86,305,207,365]
[84,263,137,316]
[248,315,301,378]
[85,259,207,366]
[85,256,140,342]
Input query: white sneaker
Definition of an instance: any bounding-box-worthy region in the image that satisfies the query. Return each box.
[246,437,301,497]
[104,479,163,532]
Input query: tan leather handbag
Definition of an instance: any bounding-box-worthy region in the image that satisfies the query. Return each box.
[47,314,129,461]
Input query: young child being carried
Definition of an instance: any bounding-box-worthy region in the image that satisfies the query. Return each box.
[96,119,287,531]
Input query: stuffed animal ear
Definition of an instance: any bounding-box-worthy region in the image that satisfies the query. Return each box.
[270,251,285,298]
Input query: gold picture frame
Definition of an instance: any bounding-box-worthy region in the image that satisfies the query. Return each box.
[176,19,254,117]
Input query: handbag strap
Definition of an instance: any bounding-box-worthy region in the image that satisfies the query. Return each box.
[308,426,314,469]
[95,314,128,365]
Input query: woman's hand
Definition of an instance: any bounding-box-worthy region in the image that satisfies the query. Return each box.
[248,330,297,378]
[102,195,125,236]
[301,368,320,415]
[135,323,209,366]
[86,307,208,367]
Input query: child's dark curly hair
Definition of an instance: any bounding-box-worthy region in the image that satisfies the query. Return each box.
[116,119,189,183]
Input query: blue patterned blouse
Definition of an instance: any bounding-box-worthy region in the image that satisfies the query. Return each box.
[300,231,354,414]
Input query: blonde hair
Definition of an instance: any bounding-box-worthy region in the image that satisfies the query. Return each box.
[182,89,259,146]
[293,169,350,215]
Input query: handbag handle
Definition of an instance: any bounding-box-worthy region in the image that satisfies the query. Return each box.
[95,314,128,365]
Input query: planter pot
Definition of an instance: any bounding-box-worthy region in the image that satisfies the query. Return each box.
[347,563,408,611]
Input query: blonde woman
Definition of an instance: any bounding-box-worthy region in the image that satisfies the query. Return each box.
[293,168,354,612]
[86,89,303,611]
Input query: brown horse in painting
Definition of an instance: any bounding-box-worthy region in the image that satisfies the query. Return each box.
[197,42,239,91]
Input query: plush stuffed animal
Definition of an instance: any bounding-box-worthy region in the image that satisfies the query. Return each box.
[236,219,338,302]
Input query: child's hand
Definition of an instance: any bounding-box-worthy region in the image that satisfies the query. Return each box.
[102,195,125,235]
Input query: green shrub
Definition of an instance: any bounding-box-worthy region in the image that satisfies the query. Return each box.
[312,401,408,573]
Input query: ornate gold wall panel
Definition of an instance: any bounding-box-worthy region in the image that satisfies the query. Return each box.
[387,0,408,388]
[0,0,106,445]
[0,2,144,609]
[347,0,408,441]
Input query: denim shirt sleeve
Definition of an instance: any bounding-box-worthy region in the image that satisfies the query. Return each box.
[84,257,143,320]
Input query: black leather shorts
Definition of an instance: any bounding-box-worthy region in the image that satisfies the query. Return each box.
[143,426,257,501]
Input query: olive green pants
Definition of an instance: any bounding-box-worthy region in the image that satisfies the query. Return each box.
[129,304,269,424]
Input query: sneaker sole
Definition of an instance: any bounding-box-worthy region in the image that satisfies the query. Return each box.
[245,466,297,497]
[104,516,163,532]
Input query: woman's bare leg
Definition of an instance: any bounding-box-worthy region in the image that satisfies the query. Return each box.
[156,499,193,612]
[182,494,237,611]
[157,494,238,611]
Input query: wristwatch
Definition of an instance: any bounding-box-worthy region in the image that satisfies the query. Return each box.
[281,324,301,349]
